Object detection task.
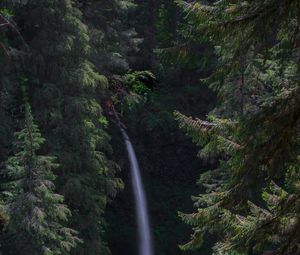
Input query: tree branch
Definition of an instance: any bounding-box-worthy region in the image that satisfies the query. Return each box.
[0,13,29,51]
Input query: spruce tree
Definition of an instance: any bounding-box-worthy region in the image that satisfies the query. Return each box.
[1,102,79,255]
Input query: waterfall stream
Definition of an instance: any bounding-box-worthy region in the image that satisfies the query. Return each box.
[121,129,153,255]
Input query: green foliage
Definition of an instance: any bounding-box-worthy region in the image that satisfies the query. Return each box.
[0,0,135,253]
[1,103,79,255]
[175,0,300,254]
[0,8,13,17]
[109,70,156,113]
[82,0,140,74]
[124,70,155,96]
[19,1,125,253]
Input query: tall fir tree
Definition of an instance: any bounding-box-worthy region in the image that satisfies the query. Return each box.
[175,0,300,254]
[0,0,144,253]
[1,102,79,255]
[77,0,139,75]
[12,1,124,254]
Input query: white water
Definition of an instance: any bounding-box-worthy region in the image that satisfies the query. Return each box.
[121,129,153,255]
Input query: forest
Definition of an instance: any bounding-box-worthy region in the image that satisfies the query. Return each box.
[1,0,300,255]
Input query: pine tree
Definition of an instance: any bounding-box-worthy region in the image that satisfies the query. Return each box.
[1,102,79,255]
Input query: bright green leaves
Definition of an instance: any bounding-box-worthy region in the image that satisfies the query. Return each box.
[124,70,155,97]
[110,70,156,111]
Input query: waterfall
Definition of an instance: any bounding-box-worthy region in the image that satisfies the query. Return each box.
[121,129,153,255]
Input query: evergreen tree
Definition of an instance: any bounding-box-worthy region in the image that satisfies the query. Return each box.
[13,1,124,254]
[175,0,300,254]
[0,0,143,253]
[1,102,79,255]
[78,0,140,75]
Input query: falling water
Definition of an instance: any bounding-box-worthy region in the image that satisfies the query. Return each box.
[121,129,153,255]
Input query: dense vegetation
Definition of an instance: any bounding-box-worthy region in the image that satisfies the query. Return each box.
[1,0,300,255]
[175,1,300,254]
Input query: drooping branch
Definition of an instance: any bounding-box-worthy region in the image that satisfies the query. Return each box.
[0,13,29,50]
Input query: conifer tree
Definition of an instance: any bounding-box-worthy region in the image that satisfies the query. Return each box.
[1,102,79,255]
[78,0,139,75]
[175,0,300,254]
[14,1,124,254]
